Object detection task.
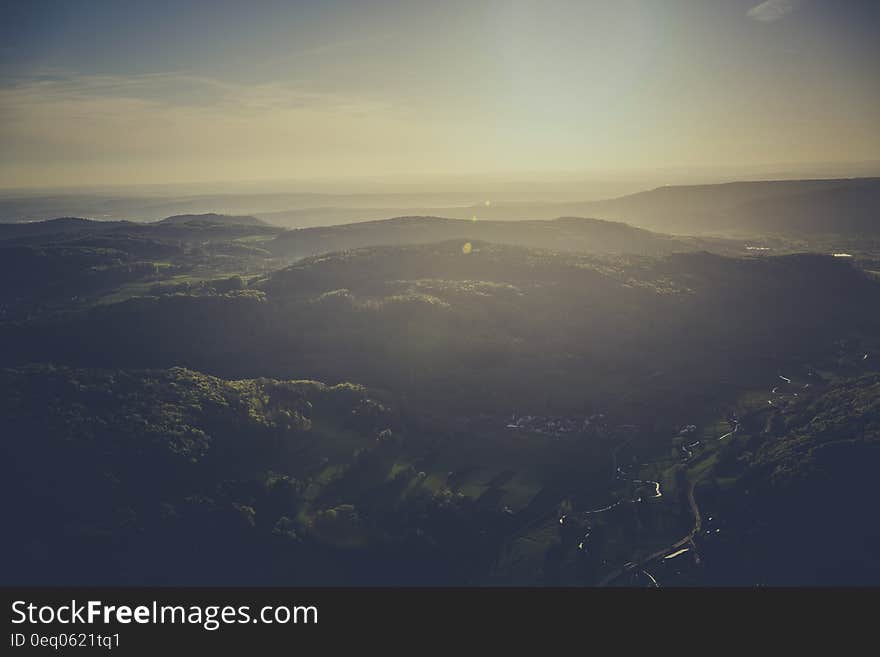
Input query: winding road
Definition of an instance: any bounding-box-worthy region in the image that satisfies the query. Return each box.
[597,475,701,587]
[596,414,741,585]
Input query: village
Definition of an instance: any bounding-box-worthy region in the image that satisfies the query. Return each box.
[504,412,609,438]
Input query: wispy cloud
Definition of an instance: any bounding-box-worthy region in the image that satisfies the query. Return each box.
[747,0,805,23]
[0,70,389,114]
[0,71,456,185]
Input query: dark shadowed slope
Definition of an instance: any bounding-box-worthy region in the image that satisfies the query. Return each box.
[5,241,877,422]
[0,365,440,585]
[700,374,880,585]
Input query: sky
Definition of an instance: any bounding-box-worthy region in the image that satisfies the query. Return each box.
[1,0,878,188]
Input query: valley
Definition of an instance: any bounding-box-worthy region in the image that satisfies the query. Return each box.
[2,195,879,586]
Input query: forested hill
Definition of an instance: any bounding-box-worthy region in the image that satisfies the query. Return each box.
[157,213,269,227]
[0,215,282,245]
[0,365,441,585]
[2,242,877,422]
[0,217,131,241]
[3,241,880,586]
[700,374,880,585]
[265,215,736,260]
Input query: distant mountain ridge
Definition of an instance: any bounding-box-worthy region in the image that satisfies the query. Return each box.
[254,177,880,236]
[1,176,875,245]
[0,216,131,241]
[157,213,268,226]
[0,214,280,246]
[1,178,875,239]
[582,177,880,235]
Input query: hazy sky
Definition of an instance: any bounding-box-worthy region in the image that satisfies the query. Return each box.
[1,0,878,188]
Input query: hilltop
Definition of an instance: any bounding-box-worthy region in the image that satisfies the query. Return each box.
[266,215,736,261]
[157,213,269,227]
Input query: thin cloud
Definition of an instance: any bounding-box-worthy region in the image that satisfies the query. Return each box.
[747,0,805,22]
[0,71,389,114]
[0,71,455,186]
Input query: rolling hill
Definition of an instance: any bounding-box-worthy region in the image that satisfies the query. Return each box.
[265,215,738,261]
[254,177,880,238]
[157,212,269,227]
[5,241,877,422]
